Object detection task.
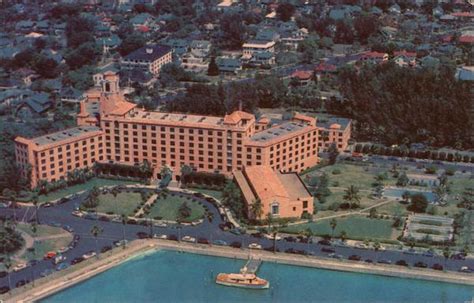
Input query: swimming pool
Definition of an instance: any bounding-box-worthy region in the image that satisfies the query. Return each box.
[383,187,436,202]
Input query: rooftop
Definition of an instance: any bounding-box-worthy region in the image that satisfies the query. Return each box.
[31,126,101,146]
[123,44,171,62]
[250,121,308,143]
[318,117,351,130]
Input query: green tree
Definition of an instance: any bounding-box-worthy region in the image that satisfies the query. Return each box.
[118,33,146,56]
[339,230,347,242]
[90,225,103,257]
[409,194,429,213]
[250,198,263,220]
[329,218,337,238]
[343,185,361,208]
[121,214,127,248]
[276,3,295,22]
[396,172,409,187]
[83,186,100,209]
[207,57,219,76]
[31,193,39,224]
[327,143,339,165]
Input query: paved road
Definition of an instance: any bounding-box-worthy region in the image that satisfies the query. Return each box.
[0,188,473,292]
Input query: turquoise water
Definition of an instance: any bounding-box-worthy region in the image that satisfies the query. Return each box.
[384,188,436,202]
[43,250,473,303]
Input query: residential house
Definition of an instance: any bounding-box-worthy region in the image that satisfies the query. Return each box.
[216,57,242,74]
[456,66,474,81]
[393,50,417,67]
[60,87,85,103]
[163,39,190,57]
[359,51,389,64]
[290,70,313,86]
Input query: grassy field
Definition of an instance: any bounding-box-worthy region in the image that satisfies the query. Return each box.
[190,188,224,201]
[283,215,397,241]
[36,178,138,203]
[17,224,65,238]
[95,192,143,216]
[24,236,73,261]
[146,194,205,221]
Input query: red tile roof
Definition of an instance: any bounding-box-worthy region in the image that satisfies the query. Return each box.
[314,63,337,73]
[291,70,313,80]
[459,35,474,44]
[394,50,416,58]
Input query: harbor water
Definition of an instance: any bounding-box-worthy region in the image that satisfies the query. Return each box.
[42,250,474,303]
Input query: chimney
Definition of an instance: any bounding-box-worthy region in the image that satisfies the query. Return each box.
[146,48,153,54]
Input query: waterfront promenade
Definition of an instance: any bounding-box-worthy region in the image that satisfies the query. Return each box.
[6,239,474,302]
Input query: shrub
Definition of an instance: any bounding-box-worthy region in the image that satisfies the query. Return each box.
[416,228,441,235]
[418,220,442,226]
[332,169,341,175]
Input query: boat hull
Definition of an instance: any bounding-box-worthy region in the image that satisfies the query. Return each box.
[216,280,269,289]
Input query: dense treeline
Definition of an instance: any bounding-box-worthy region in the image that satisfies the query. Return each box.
[330,63,473,149]
[165,75,287,115]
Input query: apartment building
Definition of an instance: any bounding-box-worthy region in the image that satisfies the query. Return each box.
[317,117,352,152]
[15,73,322,188]
[242,40,275,58]
[121,44,172,75]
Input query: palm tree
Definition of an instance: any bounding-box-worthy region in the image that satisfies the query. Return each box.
[305,228,313,253]
[372,240,381,262]
[31,193,39,224]
[343,185,361,208]
[4,256,12,292]
[329,218,337,238]
[266,212,273,231]
[91,225,103,257]
[443,246,451,267]
[250,198,263,220]
[121,214,127,248]
[339,230,347,242]
[30,222,37,286]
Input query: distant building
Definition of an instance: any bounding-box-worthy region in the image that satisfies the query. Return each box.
[242,40,275,65]
[234,165,313,220]
[121,44,172,75]
[216,57,242,74]
[359,51,389,64]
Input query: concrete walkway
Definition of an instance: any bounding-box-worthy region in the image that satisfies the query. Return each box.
[134,194,158,217]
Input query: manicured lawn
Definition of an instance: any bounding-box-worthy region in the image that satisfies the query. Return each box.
[36,178,138,203]
[190,188,223,201]
[146,194,205,221]
[17,223,65,238]
[283,215,396,240]
[24,236,73,261]
[95,192,143,216]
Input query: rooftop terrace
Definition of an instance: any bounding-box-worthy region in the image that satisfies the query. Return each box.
[127,111,226,127]
[250,121,308,143]
[32,126,101,146]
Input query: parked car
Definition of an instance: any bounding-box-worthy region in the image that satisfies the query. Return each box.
[321,247,336,253]
[72,211,83,217]
[197,238,210,244]
[63,225,74,233]
[82,251,97,260]
[70,257,85,265]
[16,279,28,287]
[212,240,228,246]
[53,255,66,265]
[263,233,282,241]
[248,243,262,250]
[113,240,128,247]
[318,239,331,246]
[284,236,297,242]
[395,260,408,266]
[0,271,7,278]
[378,259,392,265]
[41,203,52,208]
[44,251,57,260]
[155,223,167,228]
[459,266,472,273]
[432,263,443,271]
[230,241,242,248]
[451,253,466,260]
[56,263,70,271]
[414,261,427,268]
[13,262,27,272]
[101,245,112,253]
[181,236,196,243]
[0,286,10,294]
[40,269,54,277]
[136,232,150,239]
[328,253,343,260]
[348,255,361,261]
[153,234,168,240]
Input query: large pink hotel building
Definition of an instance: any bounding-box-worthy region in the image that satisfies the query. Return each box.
[15,72,348,188]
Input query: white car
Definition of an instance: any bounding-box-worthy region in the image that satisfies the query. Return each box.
[263,234,282,241]
[82,251,97,260]
[181,236,196,243]
[72,210,83,218]
[155,223,167,228]
[53,255,66,265]
[248,243,262,250]
[13,263,27,272]
[153,234,168,240]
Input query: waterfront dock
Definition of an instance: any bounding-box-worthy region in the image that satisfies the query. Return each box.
[243,258,262,274]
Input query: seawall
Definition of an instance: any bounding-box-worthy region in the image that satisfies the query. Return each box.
[5,239,474,302]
